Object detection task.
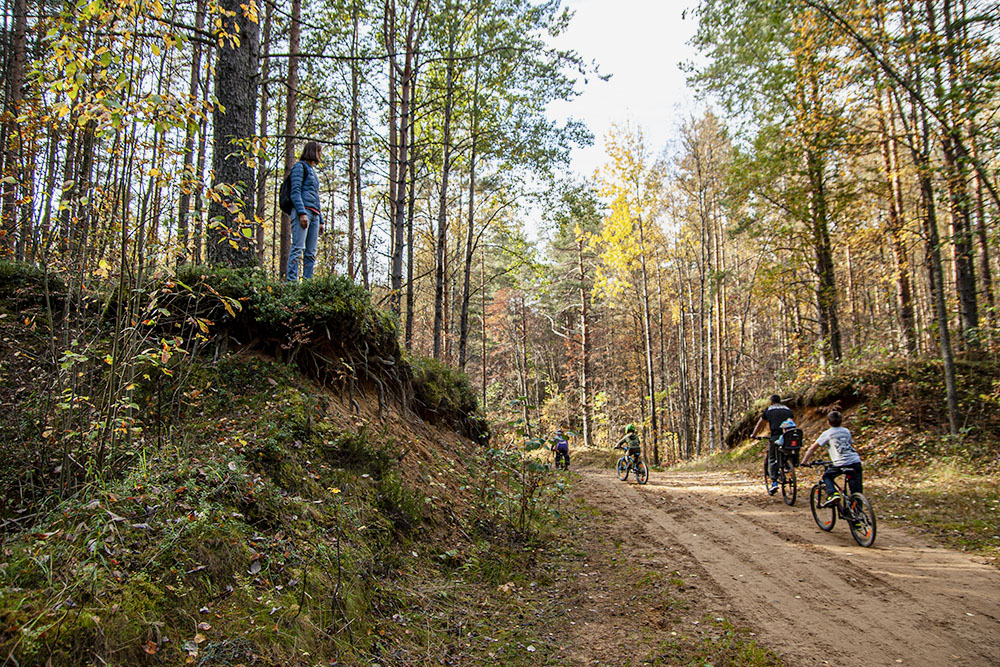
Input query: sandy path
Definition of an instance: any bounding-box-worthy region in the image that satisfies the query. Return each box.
[569,467,1000,666]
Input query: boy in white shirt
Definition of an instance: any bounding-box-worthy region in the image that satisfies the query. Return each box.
[801,411,862,508]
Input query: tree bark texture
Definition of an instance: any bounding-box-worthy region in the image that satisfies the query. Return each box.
[208,0,260,267]
[280,0,301,278]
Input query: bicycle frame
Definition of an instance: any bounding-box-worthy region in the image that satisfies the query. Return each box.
[807,460,876,547]
[830,470,858,518]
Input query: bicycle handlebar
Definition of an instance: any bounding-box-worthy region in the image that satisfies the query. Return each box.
[802,460,833,468]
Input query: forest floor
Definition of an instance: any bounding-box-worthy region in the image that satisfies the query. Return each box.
[549,465,1000,666]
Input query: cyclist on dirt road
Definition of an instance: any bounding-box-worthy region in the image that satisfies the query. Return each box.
[800,410,863,507]
[615,424,642,466]
[751,394,795,495]
[552,429,570,470]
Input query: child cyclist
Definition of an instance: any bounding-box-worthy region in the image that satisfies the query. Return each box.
[615,424,642,464]
[800,410,862,507]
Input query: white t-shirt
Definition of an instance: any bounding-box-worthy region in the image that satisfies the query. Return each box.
[816,426,861,467]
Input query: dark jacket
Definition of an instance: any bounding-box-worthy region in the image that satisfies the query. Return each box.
[290,161,321,218]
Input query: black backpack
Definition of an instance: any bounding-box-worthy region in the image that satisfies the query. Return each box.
[278,162,308,215]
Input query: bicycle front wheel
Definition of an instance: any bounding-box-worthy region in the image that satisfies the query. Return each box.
[617,456,629,481]
[635,460,649,485]
[847,493,877,547]
[810,484,836,532]
[781,458,797,506]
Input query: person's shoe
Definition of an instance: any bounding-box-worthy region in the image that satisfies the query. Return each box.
[821,493,842,508]
[768,482,779,495]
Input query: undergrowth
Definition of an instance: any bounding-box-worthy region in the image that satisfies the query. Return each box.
[0,352,565,665]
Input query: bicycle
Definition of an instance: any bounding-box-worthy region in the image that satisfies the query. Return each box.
[803,461,877,547]
[757,435,798,506]
[553,449,569,470]
[615,446,648,484]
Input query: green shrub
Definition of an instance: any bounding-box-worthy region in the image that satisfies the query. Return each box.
[0,260,65,307]
[410,356,487,442]
[410,356,477,418]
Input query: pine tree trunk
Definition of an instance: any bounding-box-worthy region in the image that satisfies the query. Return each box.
[404,135,418,349]
[637,216,658,463]
[385,0,401,303]
[806,145,842,363]
[280,0,301,278]
[0,0,26,253]
[902,3,960,435]
[458,16,480,370]
[432,19,456,359]
[207,0,259,267]
[481,246,488,410]
[876,82,918,355]
[928,0,978,345]
[255,0,273,261]
[676,262,692,458]
[578,234,593,448]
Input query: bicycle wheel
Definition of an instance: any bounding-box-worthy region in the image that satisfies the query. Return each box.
[781,458,797,506]
[635,460,649,485]
[810,484,836,532]
[616,456,629,481]
[847,493,877,547]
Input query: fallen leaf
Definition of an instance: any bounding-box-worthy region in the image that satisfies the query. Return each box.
[194,633,206,644]
[142,641,158,655]
[197,622,211,631]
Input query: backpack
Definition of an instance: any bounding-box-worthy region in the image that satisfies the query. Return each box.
[278,162,308,215]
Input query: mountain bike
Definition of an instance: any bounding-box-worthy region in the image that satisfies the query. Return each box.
[757,436,797,505]
[803,461,877,547]
[553,449,569,470]
[615,448,648,484]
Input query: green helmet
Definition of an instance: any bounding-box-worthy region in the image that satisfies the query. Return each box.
[625,424,635,434]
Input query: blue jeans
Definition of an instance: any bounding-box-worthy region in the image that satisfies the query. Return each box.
[287,209,321,282]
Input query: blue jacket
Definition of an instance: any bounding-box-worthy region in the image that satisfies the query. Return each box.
[290,161,320,218]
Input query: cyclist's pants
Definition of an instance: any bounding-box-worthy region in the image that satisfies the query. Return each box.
[822,462,863,496]
[767,436,781,481]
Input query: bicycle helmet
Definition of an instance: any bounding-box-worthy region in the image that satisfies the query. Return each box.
[625,424,635,434]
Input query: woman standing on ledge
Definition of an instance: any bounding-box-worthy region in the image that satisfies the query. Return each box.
[287,141,323,282]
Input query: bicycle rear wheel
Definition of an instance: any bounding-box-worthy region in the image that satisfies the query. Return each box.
[810,484,836,532]
[635,460,649,485]
[617,456,629,481]
[847,493,877,547]
[781,458,796,506]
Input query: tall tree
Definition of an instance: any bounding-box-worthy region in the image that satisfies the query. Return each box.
[207,0,261,267]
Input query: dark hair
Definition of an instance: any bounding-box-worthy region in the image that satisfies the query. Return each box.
[300,141,322,163]
[827,411,842,427]
[770,394,781,404]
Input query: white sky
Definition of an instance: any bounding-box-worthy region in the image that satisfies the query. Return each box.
[547,0,705,180]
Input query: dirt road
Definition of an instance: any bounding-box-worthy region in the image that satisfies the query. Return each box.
[562,468,1000,666]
